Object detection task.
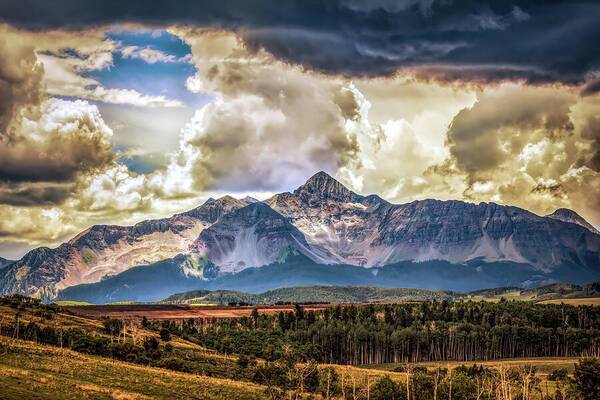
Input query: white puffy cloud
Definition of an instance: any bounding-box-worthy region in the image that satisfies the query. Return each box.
[120,45,177,64]
[39,53,184,108]
[0,98,114,185]
[437,84,600,226]
[76,164,152,212]
[153,29,360,196]
[339,79,476,202]
[0,205,78,245]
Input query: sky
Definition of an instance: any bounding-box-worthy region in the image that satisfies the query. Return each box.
[0,0,599,259]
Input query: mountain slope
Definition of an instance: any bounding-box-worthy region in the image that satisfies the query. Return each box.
[191,202,334,272]
[2,171,600,300]
[371,199,599,270]
[58,252,594,303]
[56,254,218,304]
[0,196,247,299]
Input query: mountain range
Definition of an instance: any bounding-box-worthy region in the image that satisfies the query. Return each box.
[1,171,599,303]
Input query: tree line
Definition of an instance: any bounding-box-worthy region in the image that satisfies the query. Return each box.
[164,300,600,364]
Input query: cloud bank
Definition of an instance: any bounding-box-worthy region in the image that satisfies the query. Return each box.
[0,3,599,255]
[1,1,599,86]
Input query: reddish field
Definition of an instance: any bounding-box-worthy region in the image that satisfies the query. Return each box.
[63,303,334,320]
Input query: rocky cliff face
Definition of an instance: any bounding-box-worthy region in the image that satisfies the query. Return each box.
[373,200,599,270]
[268,172,600,270]
[1,171,599,298]
[0,196,248,298]
[266,172,391,266]
[192,202,333,273]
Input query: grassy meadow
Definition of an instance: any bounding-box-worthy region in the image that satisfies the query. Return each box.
[0,336,269,400]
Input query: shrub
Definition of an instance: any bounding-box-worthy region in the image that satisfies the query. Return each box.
[371,375,405,400]
[548,368,568,381]
[237,354,251,368]
[107,342,142,361]
[571,358,600,400]
[67,331,109,356]
[102,318,123,336]
[157,357,192,372]
[159,328,171,342]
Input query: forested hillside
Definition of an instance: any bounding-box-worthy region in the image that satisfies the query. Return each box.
[161,286,463,305]
[162,282,600,306]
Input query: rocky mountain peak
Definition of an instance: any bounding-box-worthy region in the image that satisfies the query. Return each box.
[294,171,361,203]
[546,208,599,234]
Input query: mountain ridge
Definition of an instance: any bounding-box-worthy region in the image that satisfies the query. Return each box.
[0,195,249,298]
[2,171,599,299]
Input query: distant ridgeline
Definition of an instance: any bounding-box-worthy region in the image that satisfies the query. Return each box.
[160,286,464,305]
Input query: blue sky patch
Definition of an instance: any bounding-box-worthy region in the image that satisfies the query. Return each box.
[86,30,211,108]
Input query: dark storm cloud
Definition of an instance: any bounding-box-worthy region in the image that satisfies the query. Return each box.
[0,183,73,206]
[1,0,599,84]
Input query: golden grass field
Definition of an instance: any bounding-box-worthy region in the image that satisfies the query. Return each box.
[0,336,270,400]
[538,297,600,306]
[361,357,579,375]
[0,334,575,400]
[468,292,600,306]
[0,303,238,366]
[61,303,336,320]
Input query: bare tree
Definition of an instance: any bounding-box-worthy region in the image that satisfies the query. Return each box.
[405,364,413,400]
[518,366,536,400]
[496,365,514,400]
[433,365,441,400]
